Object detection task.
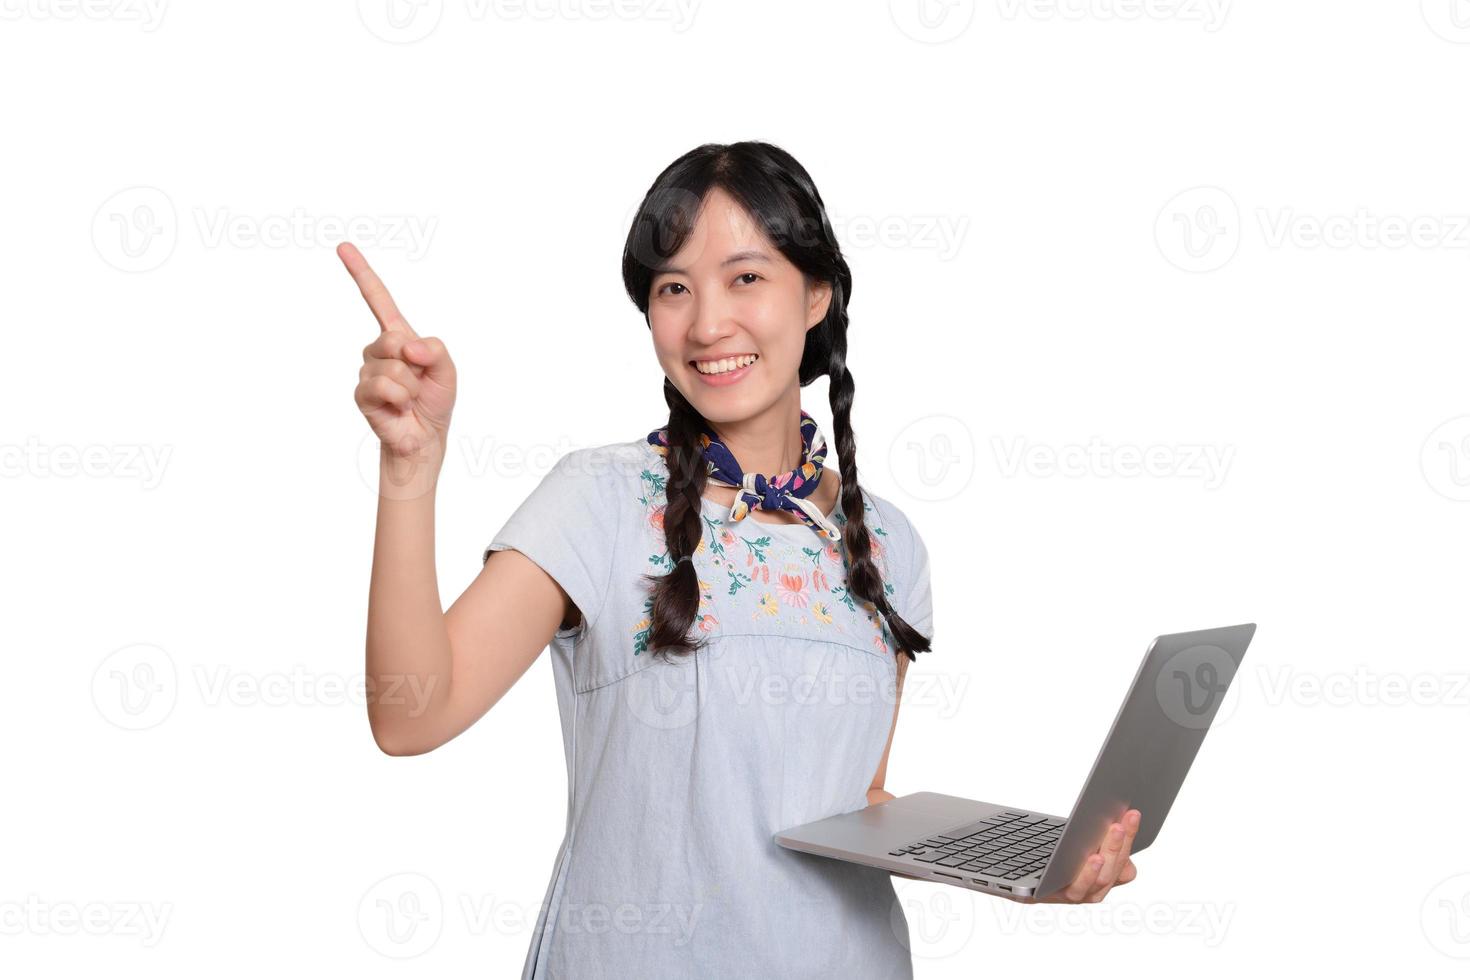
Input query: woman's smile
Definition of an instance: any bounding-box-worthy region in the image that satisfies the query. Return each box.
[690,352,759,386]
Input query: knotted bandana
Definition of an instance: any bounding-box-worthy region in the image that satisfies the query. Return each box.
[646,409,842,542]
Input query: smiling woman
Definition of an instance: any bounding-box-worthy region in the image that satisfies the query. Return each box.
[624,148,932,667]
[346,140,935,980]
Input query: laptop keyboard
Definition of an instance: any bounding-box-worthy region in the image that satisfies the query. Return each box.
[887,810,1066,882]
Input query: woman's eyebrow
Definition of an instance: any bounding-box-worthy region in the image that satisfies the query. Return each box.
[655,250,772,275]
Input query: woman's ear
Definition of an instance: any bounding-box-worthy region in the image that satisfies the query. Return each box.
[806,279,833,330]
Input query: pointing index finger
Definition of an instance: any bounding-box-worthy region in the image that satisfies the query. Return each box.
[337,242,417,336]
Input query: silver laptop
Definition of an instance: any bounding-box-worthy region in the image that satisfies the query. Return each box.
[775,623,1255,900]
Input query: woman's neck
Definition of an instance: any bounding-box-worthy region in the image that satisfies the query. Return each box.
[707,395,807,476]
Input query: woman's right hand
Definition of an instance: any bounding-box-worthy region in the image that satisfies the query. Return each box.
[339,242,457,460]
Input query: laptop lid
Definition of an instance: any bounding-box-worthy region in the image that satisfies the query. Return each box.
[1033,623,1256,898]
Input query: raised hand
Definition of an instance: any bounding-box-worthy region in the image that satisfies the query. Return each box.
[340,242,457,460]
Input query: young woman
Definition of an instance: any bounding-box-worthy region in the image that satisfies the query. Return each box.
[343,141,1139,978]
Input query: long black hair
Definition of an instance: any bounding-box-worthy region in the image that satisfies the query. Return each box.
[621,141,931,664]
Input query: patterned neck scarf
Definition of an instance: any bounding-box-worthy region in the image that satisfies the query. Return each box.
[646,409,842,542]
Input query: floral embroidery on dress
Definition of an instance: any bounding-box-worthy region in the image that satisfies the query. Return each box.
[631,460,899,656]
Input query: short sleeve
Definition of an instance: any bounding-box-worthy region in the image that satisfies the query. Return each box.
[482,449,615,634]
[899,518,934,641]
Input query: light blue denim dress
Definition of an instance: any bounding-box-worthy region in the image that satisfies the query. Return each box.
[484,438,935,979]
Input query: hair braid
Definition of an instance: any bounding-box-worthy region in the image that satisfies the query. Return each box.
[826,351,932,662]
[640,378,712,662]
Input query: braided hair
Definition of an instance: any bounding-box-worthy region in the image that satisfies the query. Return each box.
[621,141,932,665]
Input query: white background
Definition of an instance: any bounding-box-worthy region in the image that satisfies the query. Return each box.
[4,0,1467,976]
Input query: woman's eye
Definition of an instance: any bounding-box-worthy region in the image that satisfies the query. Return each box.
[658,282,687,297]
[736,272,760,285]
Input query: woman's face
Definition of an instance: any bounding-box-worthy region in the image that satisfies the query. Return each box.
[647,187,831,425]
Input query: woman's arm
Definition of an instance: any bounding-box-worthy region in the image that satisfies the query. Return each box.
[866,653,909,806]
[342,243,571,757]
[366,449,575,757]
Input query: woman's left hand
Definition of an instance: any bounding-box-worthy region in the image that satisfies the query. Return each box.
[1011,808,1141,904]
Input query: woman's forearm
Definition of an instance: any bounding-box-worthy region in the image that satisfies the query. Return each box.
[365,442,454,753]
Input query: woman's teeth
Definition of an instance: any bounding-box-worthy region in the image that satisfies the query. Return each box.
[694,354,758,375]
